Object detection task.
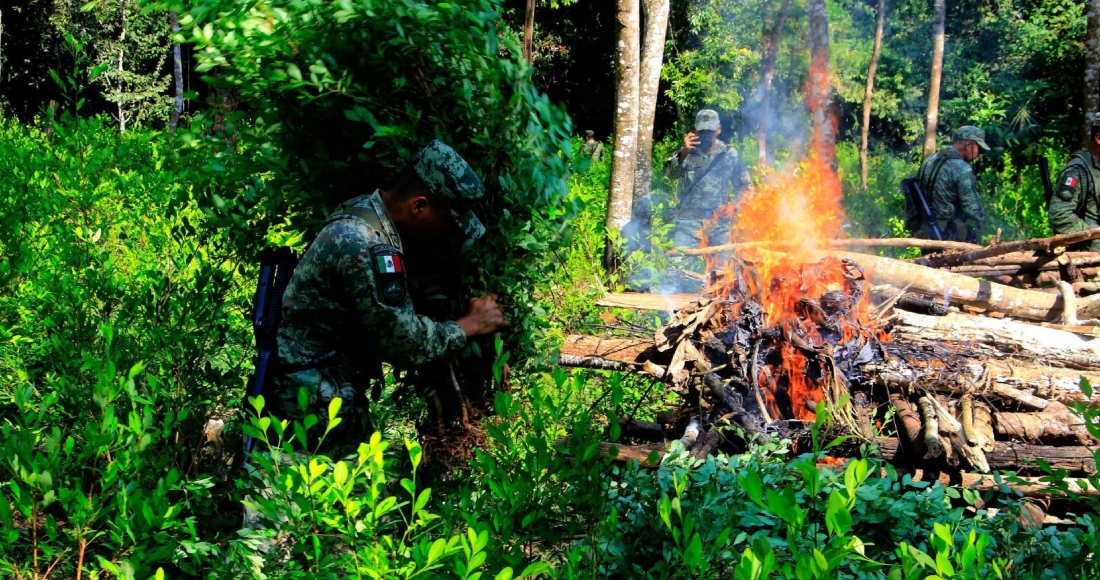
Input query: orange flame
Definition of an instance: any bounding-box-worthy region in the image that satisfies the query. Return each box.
[696,155,880,421]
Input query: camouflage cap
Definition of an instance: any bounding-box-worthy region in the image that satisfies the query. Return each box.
[413,140,486,240]
[953,125,990,151]
[584,130,595,138]
[695,109,720,132]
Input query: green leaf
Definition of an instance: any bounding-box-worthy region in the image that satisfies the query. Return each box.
[683,533,703,569]
[427,538,447,563]
[328,397,343,423]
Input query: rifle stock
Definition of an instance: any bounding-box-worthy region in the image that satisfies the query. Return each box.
[902,178,945,241]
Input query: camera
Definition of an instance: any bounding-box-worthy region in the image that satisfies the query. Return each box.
[694,131,716,151]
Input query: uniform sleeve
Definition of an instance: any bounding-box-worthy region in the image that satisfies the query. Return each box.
[337,242,467,367]
[1049,166,1093,235]
[953,162,985,225]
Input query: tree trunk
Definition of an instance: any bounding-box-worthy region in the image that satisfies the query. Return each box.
[632,0,670,229]
[756,0,791,168]
[523,0,536,63]
[922,0,946,158]
[860,0,886,190]
[807,0,835,166]
[169,12,184,134]
[117,0,128,133]
[1085,0,1100,144]
[606,0,641,270]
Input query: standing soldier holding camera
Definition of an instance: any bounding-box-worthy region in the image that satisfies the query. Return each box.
[664,109,750,249]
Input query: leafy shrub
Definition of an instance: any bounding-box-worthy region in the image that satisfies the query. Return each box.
[182,0,575,363]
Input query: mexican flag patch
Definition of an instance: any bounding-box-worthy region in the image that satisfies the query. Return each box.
[1065,176,1078,188]
[376,254,402,273]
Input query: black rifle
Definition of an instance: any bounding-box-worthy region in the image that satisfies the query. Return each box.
[237,247,298,468]
[1040,157,1055,206]
[901,177,945,241]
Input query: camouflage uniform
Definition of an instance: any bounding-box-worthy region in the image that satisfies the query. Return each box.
[1049,149,1100,251]
[580,130,605,162]
[664,110,750,248]
[271,140,485,454]
[913,127,988,242]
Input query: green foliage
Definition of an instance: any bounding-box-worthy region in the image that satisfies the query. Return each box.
[181,0,574,362]
[84,0,175,128]
[0,112,249,578]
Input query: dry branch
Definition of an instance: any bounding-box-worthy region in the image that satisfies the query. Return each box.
[917,230,1100,269]
[672,237,980,256]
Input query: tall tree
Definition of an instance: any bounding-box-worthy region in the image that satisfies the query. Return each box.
[605,0,640,269]
[1085,0,1100,143]
[922,0,946,157]
[169,11,183,133]
[807,0,834,165]
[757,0,791,168]
[631,0,670,226]
[860,0,886,190]
[523,0,536,62]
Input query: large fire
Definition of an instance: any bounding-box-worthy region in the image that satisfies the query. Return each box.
[695,154,882,421]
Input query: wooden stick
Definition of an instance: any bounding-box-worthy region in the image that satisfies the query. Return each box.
[553,437,664,466]
[917,230,1100,269]
[670,237,981,256]
[918,396,945,459]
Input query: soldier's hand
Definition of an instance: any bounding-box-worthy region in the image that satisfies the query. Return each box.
[457,294,511,338]
[683,132,700,151]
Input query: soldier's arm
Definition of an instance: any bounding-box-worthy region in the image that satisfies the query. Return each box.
[339,242,467,367]
[954,163,985,225]
[1048,167,1093,234]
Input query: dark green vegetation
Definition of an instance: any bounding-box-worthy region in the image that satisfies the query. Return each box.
[2,0,1100,578]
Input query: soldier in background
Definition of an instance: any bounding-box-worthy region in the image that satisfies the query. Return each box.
[1049,116,1100,250]
[580,130,604,162]
[911,125,989,243]
[272,140,509,455]
[664,109,750,249]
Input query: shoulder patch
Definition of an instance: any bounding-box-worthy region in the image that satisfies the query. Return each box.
[371,245,407,307]
[1065,175,1079,188]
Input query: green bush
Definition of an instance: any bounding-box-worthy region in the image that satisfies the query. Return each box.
[0,112,250,578]
[182,0,575,363]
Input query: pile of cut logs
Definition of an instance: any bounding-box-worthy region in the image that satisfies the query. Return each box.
[559,231,1100,491]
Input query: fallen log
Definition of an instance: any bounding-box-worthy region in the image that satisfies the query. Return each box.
[562,332,1100,400]
[835,251,1068,322]
[917,230,1100,269]
[948,265,1098,279]
[671,237,982,256]
[947,251,1100,269]
[597,293,699,311]
[877,438,1097,474]
[890,310,1100,369]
